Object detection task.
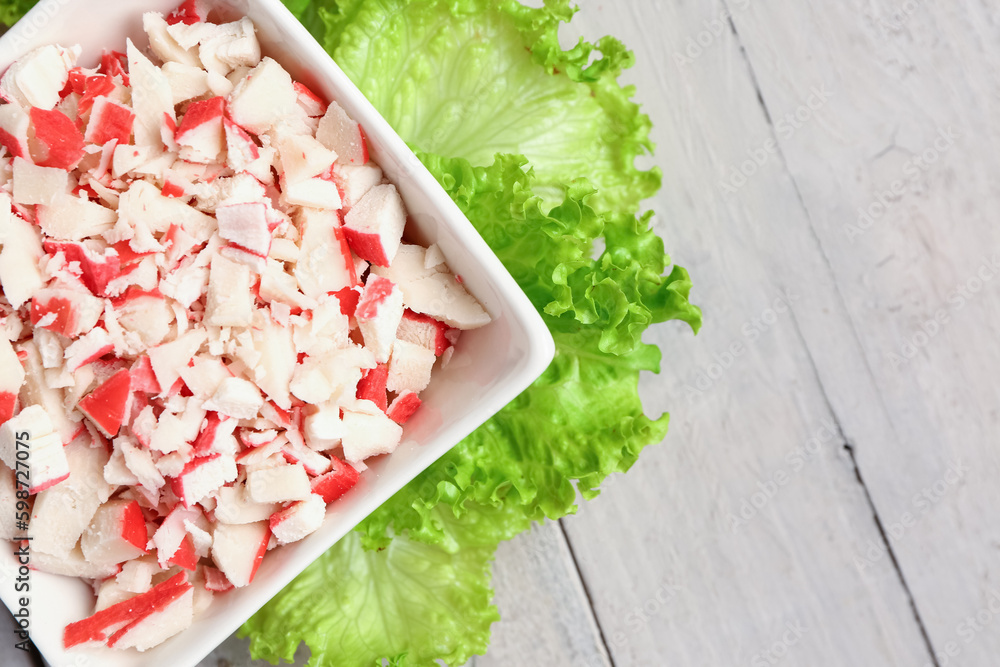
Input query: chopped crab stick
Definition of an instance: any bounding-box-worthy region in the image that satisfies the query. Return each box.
[30,108,85,170]
[356,275,405,364]
[343,184,406,267]
[0,44,79,110]
[78,369,132,438]
[211,521,269,588]
[0,406,69,494]
[216,201,272,259]
[174,95,226,163]
[247,464,311,504]
[0,337,24,425]
[293,82,326,117]
[316,101,368,166]
[227,57,297,134]
[0,3,494,654]
[64,328,114,373]
[214,484,277,524]
[106,587,194,651]
[310,458,360,503]
[63,572,192,648]
[11,157,68,206]
[80,500,149,568]
[269,494,325,545]
[43,241,121,297]
[397,310,453,356]
[169,453,237,508]
[386,391,422,425]
[387,340,435,395]
[340,403,403,464]
[356,364,388,411]
[28,440,112,557]
[294,208,355,298]
[84,96,135,146]
[202,566,234,592]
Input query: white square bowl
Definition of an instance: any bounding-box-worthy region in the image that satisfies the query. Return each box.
[0,1,555,665]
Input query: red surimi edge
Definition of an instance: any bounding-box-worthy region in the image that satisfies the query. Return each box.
[63,573,191,648]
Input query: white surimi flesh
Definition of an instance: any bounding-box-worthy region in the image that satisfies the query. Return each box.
[227,58,297,134]
[0,201,44,308]
[29,439,112,558]
[214,484,278,524]
[387,340,436,395]
[109,588,194,652]
[0,406,69,495]
[247,464,311,504]
[270,494,325,545]
[211,521,268,588]
[341,403,404,464]
[80,499,148,568]
[0,7,491,655]
[0,44,78,110]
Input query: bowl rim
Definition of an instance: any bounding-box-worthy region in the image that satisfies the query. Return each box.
[0,1,555,665]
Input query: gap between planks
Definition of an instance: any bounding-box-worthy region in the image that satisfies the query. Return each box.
[558,520,617,667]
[470,519,614,667]
[718,1,939,664]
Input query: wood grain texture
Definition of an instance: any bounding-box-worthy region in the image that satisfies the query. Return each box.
[1,607,36,666]
[470,522,611,667]
[10,1,998,666]
[724,1,1000,664]
[195,524,608,667]
[554,1,947,665]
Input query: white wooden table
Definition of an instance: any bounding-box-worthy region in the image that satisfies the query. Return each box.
[5,0,998,665]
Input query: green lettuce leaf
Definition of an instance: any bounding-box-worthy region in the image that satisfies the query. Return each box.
[0,0,38,27]
[241,509,506,667]
[246,151,698,665]
[359,152,698,551]
[314,0,660,213]
[5,0,661,210]
[0,1,701,664]
[245,3,700,664]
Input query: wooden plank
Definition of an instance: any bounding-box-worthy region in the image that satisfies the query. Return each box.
[554,1,936,665]
[13,2,993,666]
[471,522,611,667]
[201,633,310,666]
[199,523,608,667]
[1,608,34,666]
[721,1,1000,664]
